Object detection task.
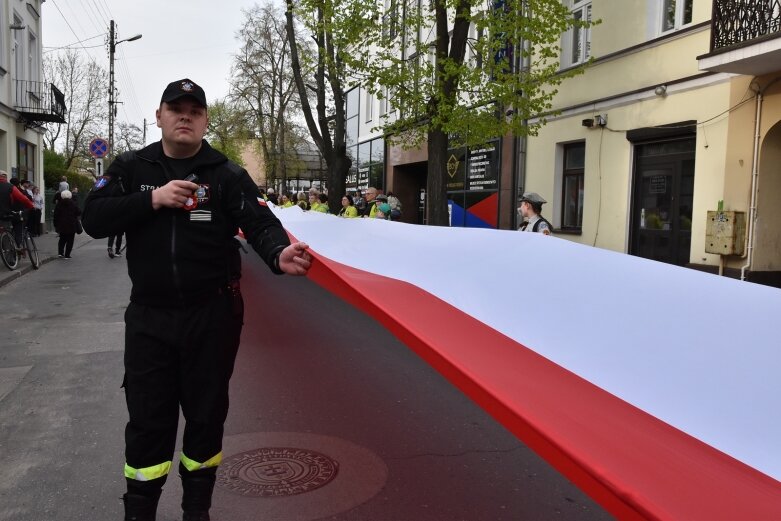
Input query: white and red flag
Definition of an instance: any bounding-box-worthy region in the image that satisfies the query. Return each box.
[270,206,781,520]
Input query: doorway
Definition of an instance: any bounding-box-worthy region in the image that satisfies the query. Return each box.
[393,162,428,224]
[630,138,695,266]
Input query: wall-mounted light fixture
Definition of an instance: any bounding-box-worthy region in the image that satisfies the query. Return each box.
[582,114,607,128]
[654,85,667,96]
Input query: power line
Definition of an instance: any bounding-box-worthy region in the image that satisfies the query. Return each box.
[48,0,92,54]
[43,42,104,54]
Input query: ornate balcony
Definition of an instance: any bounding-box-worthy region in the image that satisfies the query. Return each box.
[698,0,781,76]
[14,80,67,127]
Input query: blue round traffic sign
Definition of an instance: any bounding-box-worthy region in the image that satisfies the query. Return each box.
[89,138,109,158]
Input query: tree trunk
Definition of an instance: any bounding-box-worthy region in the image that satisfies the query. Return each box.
[328,146,350,214]
[426,127,449,226]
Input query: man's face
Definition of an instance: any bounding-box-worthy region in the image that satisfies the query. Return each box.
[156,98,208,153]
[365,189,378,202]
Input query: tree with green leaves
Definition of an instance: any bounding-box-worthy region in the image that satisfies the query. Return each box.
[284,0,379,212]
[206,98,249,166]
[357,0,592,225]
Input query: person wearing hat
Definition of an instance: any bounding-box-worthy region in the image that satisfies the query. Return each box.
[518,192,553,235]
[82,78,312,521]
[375,202,392,220]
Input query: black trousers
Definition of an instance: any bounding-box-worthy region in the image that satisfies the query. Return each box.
[58,233,75,256]
[123,290,243,493]
[108,233,123,251]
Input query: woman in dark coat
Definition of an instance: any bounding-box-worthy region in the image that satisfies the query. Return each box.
[52,190,81,258]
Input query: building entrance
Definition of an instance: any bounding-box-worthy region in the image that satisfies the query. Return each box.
[630,138,695,266]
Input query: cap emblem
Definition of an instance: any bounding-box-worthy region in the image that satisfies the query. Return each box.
[181,81,195,92]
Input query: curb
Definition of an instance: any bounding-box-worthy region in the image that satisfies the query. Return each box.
[0,237,94,290]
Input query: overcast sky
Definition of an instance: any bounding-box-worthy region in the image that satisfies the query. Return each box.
[42,0,262,145]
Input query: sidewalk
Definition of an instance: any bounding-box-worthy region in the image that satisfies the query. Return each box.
[0,231,95,288]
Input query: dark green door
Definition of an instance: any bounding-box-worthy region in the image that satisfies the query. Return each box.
[630,139,695,266]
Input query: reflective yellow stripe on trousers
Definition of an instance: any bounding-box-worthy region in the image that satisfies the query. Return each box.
[124,461,172,481]
[180,452,222,472]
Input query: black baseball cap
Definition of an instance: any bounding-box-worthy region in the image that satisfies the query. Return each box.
[160,78,207,107]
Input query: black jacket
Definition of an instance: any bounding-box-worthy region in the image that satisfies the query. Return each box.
[82,140,290,306]
[52,198,82,235]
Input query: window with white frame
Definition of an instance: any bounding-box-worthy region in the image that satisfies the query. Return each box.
[661,0,693,32]
[13,14,22,80]
[560,0,591,69]
[364,87,374,123]
[0,9,6,72]
[380,87,389,117]
[28,31,38,83]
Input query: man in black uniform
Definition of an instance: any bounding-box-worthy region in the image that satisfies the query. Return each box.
[82,79,311,521]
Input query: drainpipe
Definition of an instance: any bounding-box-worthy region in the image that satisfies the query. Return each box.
[512,5,531,229]
[740,85,762,281]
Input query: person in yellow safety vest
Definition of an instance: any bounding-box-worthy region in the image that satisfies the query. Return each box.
[307,192,320,211]
[315,193,329,213]
[280,194,294,208]
[369,194,389,219]
[338,194,359,217]
[361,187,378,217]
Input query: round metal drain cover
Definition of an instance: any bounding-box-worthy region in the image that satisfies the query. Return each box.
[217,447,339,497]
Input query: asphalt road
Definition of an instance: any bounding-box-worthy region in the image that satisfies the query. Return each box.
[0,236,612,521]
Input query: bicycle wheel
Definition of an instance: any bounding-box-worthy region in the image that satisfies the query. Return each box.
[0,232,19,270]
[24,232,40,269]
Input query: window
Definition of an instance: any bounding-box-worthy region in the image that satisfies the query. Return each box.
[382,0,400,42]
[28,31,38,82]
[13,14,22,80]
[561,142,585,231]
[17,139,35,181]
[364,88,373,123]
[0,8,6,72]
[345,87,359,146]
[661,0,693,32]
[380,87,389,117]
[561,1,591,68]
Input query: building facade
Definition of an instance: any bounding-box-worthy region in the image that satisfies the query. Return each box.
[0,0,64,191]
[525,0,780,285]
[355,0,780,285]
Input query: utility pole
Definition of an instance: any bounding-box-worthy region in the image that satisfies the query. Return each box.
[108,20,116,161]
[107,20,142,160]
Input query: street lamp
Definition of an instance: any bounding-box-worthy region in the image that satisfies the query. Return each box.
[108,20,142,160]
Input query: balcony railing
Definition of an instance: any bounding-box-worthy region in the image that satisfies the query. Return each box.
[711,0,781,50]
[14,80,67,125]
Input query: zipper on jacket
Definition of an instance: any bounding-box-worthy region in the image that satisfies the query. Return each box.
[171,212,185,303]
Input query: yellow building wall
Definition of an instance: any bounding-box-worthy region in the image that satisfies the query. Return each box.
[526,80,734,266]
[590,0,712,58]
[551,27,711,112]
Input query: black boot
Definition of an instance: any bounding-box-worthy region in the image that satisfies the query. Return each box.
[123,492,160,521]
[181,472,215,521]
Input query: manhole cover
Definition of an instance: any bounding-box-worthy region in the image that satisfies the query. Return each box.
[217,447,339,497]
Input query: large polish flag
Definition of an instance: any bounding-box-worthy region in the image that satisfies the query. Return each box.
[270,206,781,520]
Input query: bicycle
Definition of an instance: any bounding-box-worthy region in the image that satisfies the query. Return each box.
[0,211,40,270]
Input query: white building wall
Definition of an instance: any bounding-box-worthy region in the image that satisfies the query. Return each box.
[0,0,46,192]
